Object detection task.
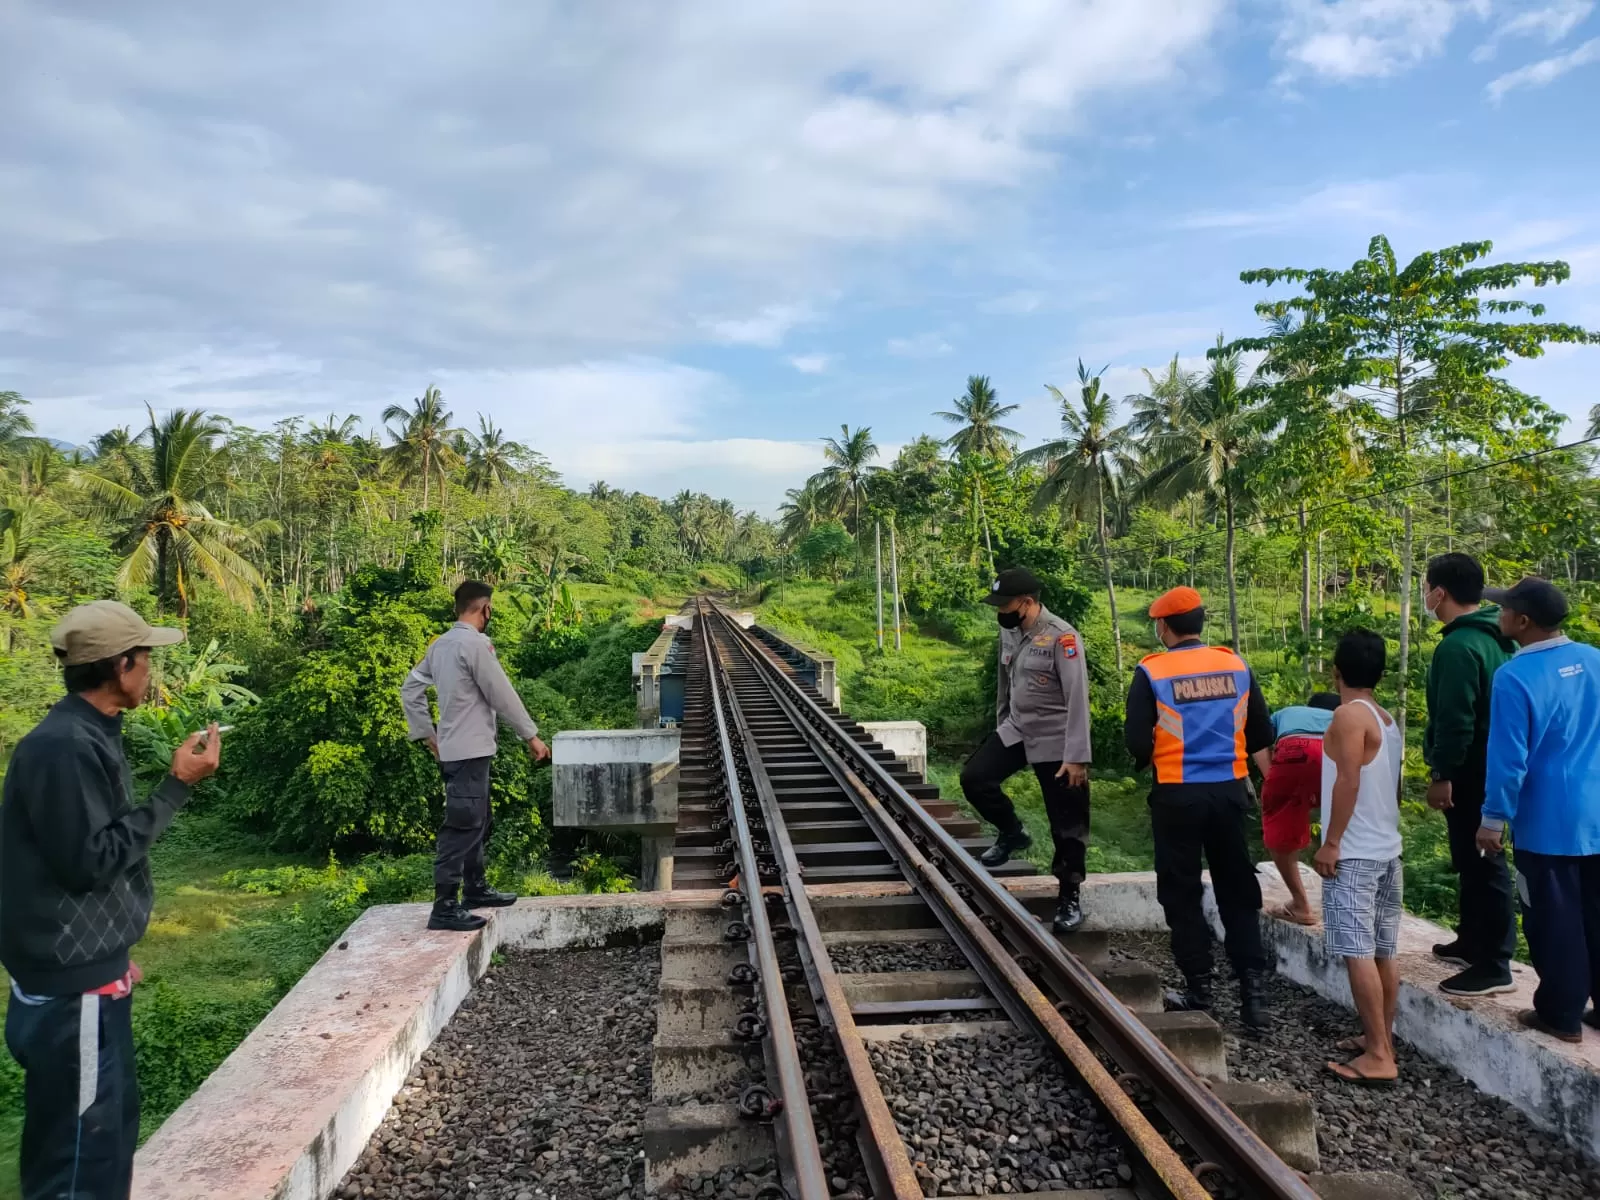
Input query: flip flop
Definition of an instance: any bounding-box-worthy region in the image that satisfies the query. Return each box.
[1325,1059,1397,1087]
[1334,1036,1366,1053]
[1269,903,1319,927]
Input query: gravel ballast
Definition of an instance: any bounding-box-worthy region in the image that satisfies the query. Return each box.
[1111,931,1600,1200]
[869,1028,1129,1196]
[337,943,658,1200]
[828,939,971,974]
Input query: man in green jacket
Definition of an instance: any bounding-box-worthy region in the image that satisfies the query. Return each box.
[1422,553,1518,997]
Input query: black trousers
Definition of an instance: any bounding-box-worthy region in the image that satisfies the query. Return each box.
[4,989,139,1200]
[1150,787,1267,980]
[1516,850,1600,1035]
[960,732,1089,891]
[434,756,493,902]
[1443,776,1518,971]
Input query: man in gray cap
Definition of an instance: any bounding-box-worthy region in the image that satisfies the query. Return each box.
[961,567,1093,933]
[1,601,222,1200]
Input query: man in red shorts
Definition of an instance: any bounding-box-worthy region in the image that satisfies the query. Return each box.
[1261,692,1340,924]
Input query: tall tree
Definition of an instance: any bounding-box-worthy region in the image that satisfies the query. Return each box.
[1229,236,1597,735]
[1138,337,1273,649]
[382,384,463,508]
[813,424,882,539]
[1589,403,1600,440]
[0,391,35,461]
[76,408,265,616]
[461,416,525,495]
[1018,360,1136,674]
[936,375,1021,460]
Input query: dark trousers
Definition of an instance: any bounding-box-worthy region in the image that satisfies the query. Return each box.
[4,990,139,1200]
[1150,788,1267,980]
[960,732,1089,891]
[1443,777,1518,971]
[434,756,493,902]
[1516,850,1600,1036]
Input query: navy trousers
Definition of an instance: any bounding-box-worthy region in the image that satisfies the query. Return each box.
[4,989,140,1200]
[1516,850,1600,1036]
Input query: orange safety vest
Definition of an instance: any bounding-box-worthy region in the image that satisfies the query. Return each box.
[1137,644,1252,785]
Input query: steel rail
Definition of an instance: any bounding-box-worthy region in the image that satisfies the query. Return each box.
[708,602,1321,1200]
[701,608,924,1200]
[694,605,832,1200]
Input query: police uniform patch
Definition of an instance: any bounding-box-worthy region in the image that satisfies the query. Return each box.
[1170,672,1238,703]
[1057,633,1079,658]
[1032,635,1052,647]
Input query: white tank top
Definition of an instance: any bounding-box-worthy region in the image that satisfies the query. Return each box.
[1319,698,1403,861]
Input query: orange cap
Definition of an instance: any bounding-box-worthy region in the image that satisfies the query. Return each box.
[1150,587,1204,619]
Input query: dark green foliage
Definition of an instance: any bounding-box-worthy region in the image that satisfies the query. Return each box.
[514,621,591,674]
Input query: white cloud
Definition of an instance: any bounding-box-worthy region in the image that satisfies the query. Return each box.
[1472,1,1593,60]
[1487,35,1600,100]
[1177,178,1414,233]
[700,305,812,348]
[886,332,954,358]
[786,353,831,374]
[1275,0,1491,82]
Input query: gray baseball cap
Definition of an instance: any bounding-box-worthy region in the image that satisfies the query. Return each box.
[51,601,185,666]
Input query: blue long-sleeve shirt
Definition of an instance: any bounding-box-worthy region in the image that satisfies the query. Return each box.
[1482,636,1600,856]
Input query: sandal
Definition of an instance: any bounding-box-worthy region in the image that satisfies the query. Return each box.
[1269,903,1319,927]
[1325,1059,1397,1087]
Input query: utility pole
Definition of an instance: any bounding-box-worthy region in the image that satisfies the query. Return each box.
[889,520,903,652]
[874,521,885,651]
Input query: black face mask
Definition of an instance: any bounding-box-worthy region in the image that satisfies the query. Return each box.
[997,608,1025,630]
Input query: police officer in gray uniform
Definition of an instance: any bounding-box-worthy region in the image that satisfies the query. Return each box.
[960,568,1094,932]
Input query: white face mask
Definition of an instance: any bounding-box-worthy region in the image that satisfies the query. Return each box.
[1423,589,1440,622]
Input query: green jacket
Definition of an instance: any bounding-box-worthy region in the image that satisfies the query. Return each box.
[1423,606,1515,781]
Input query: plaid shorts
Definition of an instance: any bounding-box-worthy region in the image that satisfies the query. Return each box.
[1322,856,1403,959]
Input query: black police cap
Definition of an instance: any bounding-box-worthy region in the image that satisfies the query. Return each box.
[982,567,1042,605]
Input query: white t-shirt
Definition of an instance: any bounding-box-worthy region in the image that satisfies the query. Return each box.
[1319,697,1403,861]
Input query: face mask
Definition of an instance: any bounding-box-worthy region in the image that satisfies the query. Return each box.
[1422,591,1439,622]
[997,608,1024,630]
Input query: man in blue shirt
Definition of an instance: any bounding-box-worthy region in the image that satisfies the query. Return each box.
[1477,578,1600,1044]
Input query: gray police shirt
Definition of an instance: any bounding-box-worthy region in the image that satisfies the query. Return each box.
[402,622,538,762]
[995,606,1093,765]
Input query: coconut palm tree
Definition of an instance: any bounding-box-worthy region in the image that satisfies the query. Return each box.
[1589,403,1600,440]
[0,392,35,461]
[778,482,825,545]
[461,416,525,495]
[0,495,47,624]
[382,385,463,507]
[936,375,1021,460]
[75,408,265,616]
[1125,355,1197,442]
[813,424,882,539]
[1018,360,1137,674]
[1136,337,1275,650]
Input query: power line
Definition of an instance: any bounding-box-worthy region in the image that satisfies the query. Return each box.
[1142,432,1600,555]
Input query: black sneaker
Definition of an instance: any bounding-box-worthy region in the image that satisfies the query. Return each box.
[1238,969,1270,1033]
[463,887,518,909]
[1432,940,1472,968]
[1164,974,1213,1015]
[428,900,488,932]
[1439,965,1517,997]
[1051,892,1084,935]
[979,828,1032,868]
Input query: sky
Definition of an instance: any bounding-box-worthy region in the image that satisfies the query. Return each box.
[2,1,1598,515]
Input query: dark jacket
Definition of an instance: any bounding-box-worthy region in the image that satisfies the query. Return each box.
[0,695,191,995]
[1423,606,1515,782]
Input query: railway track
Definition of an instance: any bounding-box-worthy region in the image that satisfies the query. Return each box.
[671,598,1331,1200]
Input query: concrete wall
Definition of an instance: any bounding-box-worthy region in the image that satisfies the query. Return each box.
[860,719,927,778]
[552,729,681,830]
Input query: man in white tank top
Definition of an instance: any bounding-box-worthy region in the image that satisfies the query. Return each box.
[1314,629,1404,1085]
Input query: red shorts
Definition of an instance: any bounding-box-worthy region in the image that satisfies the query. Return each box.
[1261,736,1323,853]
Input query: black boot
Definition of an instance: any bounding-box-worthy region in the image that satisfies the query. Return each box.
[1238,968,1270,1033]
[428,898,488,932]
[463,886,518,908]
[979,827,1033,868]
[1163,973,1213,1014]
[1051,888,1084,935]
